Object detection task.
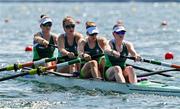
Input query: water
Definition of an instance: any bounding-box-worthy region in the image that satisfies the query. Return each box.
[0,2,180,109]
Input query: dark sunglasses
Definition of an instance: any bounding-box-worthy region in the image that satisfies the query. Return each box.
[64,24,75,29]
[42,22,52,27]
[115,31,126,36]
[89,33,98,36]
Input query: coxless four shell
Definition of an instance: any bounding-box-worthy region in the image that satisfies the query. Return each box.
[19,70,180,97]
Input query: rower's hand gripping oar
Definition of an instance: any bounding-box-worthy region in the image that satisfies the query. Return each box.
[0,55,68,72]
[124,56,180,69]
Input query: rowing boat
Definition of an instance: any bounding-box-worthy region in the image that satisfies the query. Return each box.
[19,70,180,97]
[1,56,179,97]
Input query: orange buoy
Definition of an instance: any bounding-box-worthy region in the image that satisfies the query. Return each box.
[25,45,32,52]
[165,52,174,60]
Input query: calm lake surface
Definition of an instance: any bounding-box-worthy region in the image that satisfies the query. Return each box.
[0,2,180,109]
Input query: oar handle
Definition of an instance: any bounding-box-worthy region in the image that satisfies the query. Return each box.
[91,53,104,58]
[48,44,58,48]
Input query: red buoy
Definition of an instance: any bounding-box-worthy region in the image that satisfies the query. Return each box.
[25,45,32,52]
[165,52,174,60]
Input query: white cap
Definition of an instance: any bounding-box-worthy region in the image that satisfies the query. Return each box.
[87,26,99,35]
[40,17,52,25]
[113,26,126,33]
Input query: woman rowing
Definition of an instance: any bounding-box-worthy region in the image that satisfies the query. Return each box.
[104,23,140,83]
[78,21,109,80]
[57,16,83,73]
[33,15,58,68]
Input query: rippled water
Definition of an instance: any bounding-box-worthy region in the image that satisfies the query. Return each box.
[0,2,180,109]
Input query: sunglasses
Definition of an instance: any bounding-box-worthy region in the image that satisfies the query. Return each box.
[42,22,52,27]
[89,33,98,36]
[64,24,75,29]
[115,31,126,36]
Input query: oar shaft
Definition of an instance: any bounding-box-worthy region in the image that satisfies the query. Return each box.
[0,68,7,72]
[137,69,180,77]
[0,72,29,82]
[0,54,104,82]
[127,64,173,77]
[125,56,180,69]
[0,58,81,82]
[142,58,180,69]
[0,55,68,72]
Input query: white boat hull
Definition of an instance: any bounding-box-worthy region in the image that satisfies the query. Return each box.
[20,73,180,97]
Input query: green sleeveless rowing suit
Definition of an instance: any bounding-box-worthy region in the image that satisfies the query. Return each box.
[84,39,103,61]
[63,34,78,61]
[105,39,129,70]
[33,32,56,61]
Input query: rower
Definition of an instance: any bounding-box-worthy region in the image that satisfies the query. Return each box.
[78,21,109,80]
[57,16,84,73]
[104,23,141,83]
[33,15,58,70]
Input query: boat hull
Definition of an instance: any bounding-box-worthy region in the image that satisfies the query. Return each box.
[20,73,180,97]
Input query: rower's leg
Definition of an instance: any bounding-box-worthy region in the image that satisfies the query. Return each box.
[80,62,93,78]
[69,64,76,73]
[89,60,102,79]
[105,66,125,83]
[76,63,81,72]
[114,66,126,83]
[47,62,54,72]
[123,66,137,83]
[57,66,69,73]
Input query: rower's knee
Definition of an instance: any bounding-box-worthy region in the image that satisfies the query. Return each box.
[89,60,98,67]
[114,66,122,73]
[125,66,134,73]
[70,64,76,68]
[126,66,133,70]
[125,66,136,76]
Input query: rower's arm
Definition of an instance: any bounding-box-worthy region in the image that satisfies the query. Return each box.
[126,42,141,61]
[51,32,58,45]
[98,37,111,53]
[78,39,86,58]
[34,32,49,46]
[104,41,120,58]
[78,39,91,61]
[58,34,69,56]
[75,32,84,44]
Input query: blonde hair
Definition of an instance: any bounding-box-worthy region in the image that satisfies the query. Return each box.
[113,20,124,29]
[62,16,75,27]
[85,21,96,29]
[117,20,124,26]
